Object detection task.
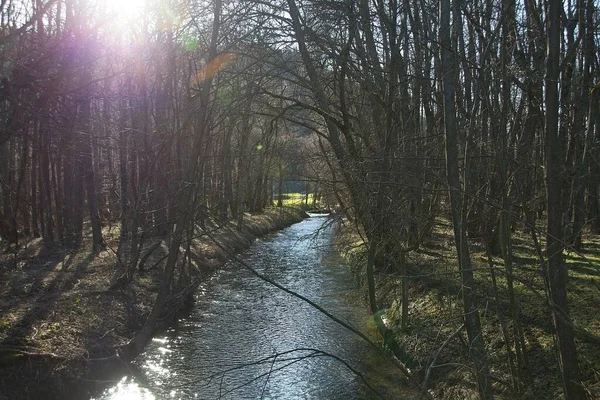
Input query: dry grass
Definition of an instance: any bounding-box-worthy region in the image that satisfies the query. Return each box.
[337,221,600,399]
[0,207,305,399]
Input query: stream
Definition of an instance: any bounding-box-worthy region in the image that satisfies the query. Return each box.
[96,214,415,399]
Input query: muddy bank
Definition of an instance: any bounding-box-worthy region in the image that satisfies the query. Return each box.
[0,207,306,400]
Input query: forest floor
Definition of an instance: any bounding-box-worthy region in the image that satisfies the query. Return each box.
[0,207,306,400]
[336,221,600,400]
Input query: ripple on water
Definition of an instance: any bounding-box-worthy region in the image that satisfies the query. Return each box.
[97,216,415,399]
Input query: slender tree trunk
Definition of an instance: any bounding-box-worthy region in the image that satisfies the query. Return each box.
[399,251,408,329]
[125,0,222,358]
[277,161,283,208]
[545,2,585,397]
[571,0,596,250]
[589,110,600,233]
[41,123,54,244]
[79,50,104,251]
[83,128,104,251]
[15,135,29,238]
[51,154,64,244]
[62,129,74,245]
[118,96,129,240]
[365,239,378,313]
[0,140,16,244]
[440,0,492,397]
[30,134,39,237]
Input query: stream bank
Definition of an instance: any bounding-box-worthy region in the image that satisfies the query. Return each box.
[97,214,415,399]
[0,207,306,400]
[335,221,600,399]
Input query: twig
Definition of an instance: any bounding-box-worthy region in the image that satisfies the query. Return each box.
[421,323,465,397]
[0,349,65,360]
[200,222,431,397]
[99,328,115,339]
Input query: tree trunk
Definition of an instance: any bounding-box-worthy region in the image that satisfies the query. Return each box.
[30,134,39,237]
[399,251,408,329]
[124,0,222,358]
[544,1,585,397]
[365,239,378,314]
[79,70,104,251]
[41,123,54,244]
[118,96,129,239]
[440,0,492,397]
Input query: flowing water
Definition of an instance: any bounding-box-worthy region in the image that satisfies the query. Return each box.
[97,215,415,399]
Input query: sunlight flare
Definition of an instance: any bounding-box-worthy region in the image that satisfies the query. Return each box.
[103,0,147,21]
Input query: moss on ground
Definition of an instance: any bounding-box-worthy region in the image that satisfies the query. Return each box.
[335,221,600,399]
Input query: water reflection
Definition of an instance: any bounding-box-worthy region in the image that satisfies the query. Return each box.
[97,216,413,399]
[102,377,155,399]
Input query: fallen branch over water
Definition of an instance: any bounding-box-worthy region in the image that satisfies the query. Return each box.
[201,220,432,398]
[169,348,386,399]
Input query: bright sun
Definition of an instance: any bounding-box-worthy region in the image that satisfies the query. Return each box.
[103,0,147,21]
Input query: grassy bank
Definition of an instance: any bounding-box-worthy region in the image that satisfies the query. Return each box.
[276,192,330,211]
[335,221,600,399]
[0,207,306,400]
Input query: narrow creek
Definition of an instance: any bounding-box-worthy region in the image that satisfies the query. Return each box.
[96,215,415,399]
